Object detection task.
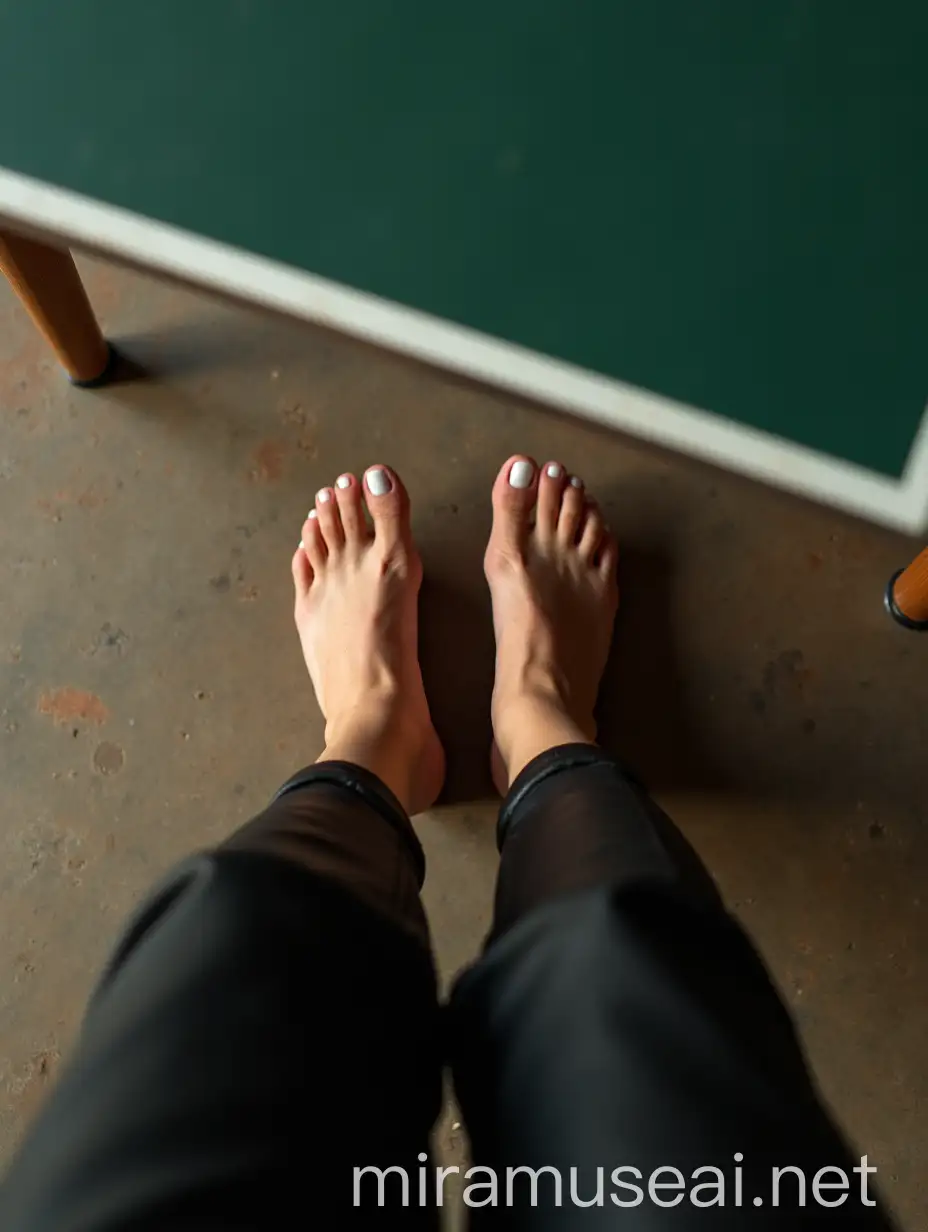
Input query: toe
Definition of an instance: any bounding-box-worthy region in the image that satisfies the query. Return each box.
[490,455,538,551]
[363,465,408,549]
[598,533,619,584]
[557,474,585,544]
[301,508,326,571]
[334,473,369,547]
[536,461,566,538]
[292,543,312,597]
[315,486,345,552]
[578,501,606,561]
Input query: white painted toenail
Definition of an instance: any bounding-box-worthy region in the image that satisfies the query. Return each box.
[308,509,317,519]
[299,540,304,549]
[366,468,391,496]
[509,460,534,488]
[546,463,563,479]
[336,475,351,489]
[570,476,584,488]
[317,489,331,503]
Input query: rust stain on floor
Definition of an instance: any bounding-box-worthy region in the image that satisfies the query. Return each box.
[248,439,285,482]
[36,484,107,514]
[36,689,109,726]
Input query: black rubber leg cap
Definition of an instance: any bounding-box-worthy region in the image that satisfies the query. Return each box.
[69,341,118,389]
[884,568,928,631]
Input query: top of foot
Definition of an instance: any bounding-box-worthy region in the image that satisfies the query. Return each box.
[292,465,444,815]
[484,455,619,789]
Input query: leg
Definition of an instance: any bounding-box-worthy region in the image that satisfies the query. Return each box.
[449,456,892,1225]
[0,465,446,1230]
[0,228,112,385]
[0,776,442,1231]
[885,546,928,630]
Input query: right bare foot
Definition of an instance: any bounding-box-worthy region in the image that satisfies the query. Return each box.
[484,455,619,792]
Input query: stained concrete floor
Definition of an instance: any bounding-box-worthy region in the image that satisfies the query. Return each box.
[0,255,926,1225]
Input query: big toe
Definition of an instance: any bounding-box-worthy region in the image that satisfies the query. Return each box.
[490,455,538,552]
[363,464,409,548]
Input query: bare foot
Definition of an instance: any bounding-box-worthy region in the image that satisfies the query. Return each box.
[291,465,444,815]
[484,455,619,792]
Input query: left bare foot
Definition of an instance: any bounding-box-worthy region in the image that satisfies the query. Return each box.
[292,465,445,815]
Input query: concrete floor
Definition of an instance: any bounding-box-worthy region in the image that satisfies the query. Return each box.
[1,256,925,1225]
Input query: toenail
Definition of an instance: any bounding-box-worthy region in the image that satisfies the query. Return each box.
[546,463,563,479]
[317,489,331,503]
[366,467,392,496]
[298,540,304,549]
[307,509,317,519]
[509,460,534,489]
[570,475,584,488]
[336,475,351,489]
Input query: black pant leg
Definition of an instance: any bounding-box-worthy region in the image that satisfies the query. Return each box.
[0,763,442,1231]
[450,746,894,1227]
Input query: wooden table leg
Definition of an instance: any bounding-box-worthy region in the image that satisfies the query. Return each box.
[886,546,928,630]
[0,228,113,385]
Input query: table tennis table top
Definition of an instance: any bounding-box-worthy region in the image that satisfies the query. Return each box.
[1,0,925,530]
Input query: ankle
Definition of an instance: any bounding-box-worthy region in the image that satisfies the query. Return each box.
[320,688,433,812]
[322,680,402,748]
[492,685,595,788]
[323,693,430,776]
[493,652,596,737]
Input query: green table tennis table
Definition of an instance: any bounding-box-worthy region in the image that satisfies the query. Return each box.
[1,1,926,622]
